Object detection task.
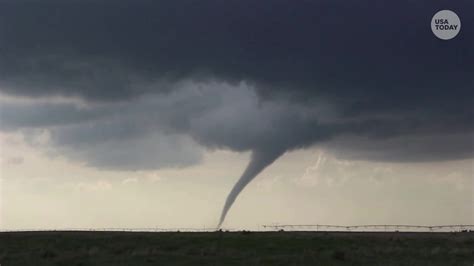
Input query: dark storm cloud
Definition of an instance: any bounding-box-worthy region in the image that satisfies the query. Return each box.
[1,1,472,101]
[0,0,473,168]
[324,133,474,163]
[0,100,107,130]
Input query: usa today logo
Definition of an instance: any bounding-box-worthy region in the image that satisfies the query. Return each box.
[431,10,461,40]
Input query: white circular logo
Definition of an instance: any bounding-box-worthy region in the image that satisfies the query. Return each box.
[431,10,461,40]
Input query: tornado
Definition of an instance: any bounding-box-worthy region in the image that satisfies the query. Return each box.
[218,148,285,228]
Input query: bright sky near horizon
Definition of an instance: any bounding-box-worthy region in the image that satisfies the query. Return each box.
[1,130,472,230]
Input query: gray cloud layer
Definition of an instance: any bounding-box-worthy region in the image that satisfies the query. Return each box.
[0,0,473,170]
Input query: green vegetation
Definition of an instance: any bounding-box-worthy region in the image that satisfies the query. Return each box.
[0,231,472,265]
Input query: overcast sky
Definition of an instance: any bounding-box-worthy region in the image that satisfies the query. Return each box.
[0,0,472,230]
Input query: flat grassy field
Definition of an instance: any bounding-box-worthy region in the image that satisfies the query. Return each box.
[0,231,472,265]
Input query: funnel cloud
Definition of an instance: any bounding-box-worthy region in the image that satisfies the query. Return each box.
[218,148,285,227]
